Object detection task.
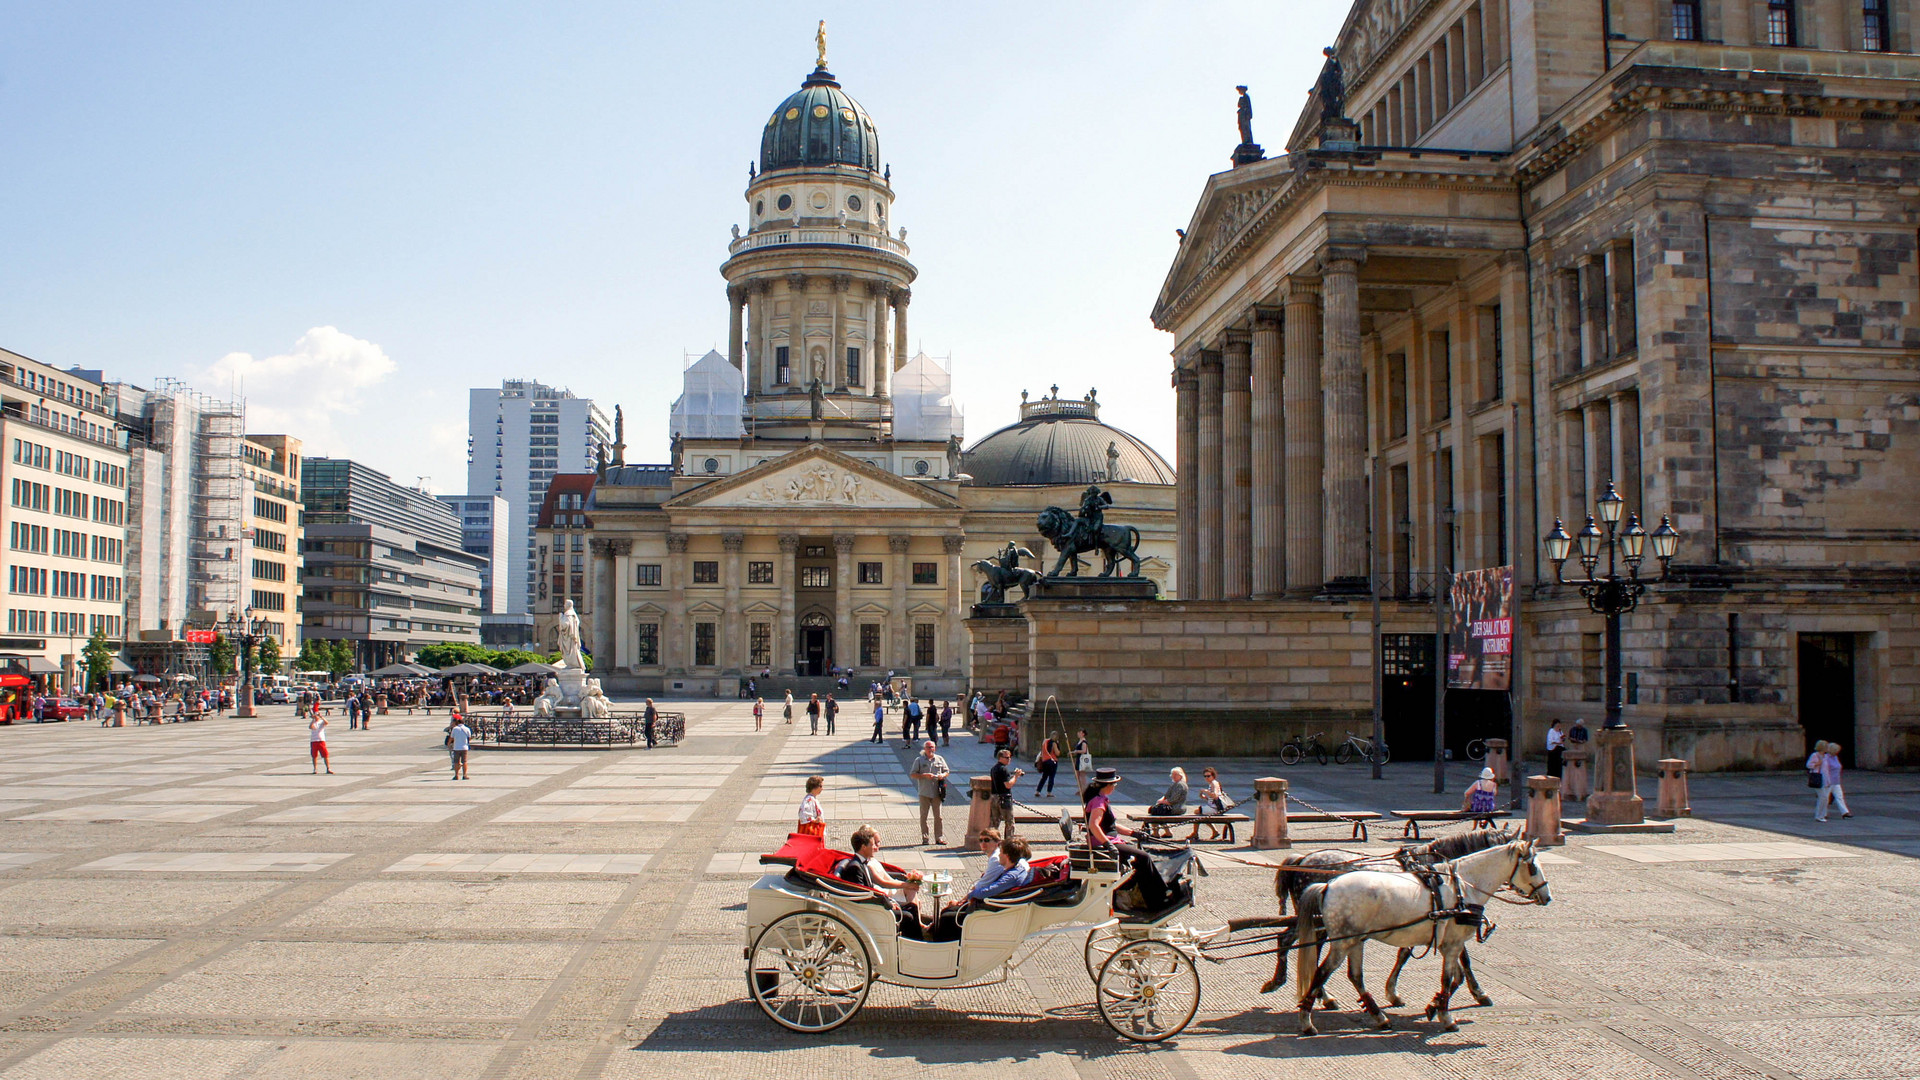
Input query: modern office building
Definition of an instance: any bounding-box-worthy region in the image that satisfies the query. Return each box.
[0,349,133,688]
[436,492,528,647]
[300,458,485,668]
[465,380,610,620]
[241,434,303,652]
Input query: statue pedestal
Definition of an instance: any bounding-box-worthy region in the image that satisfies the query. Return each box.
[969,603,1022,620]
[1030,577,1158,601]
[1318,117,1361,151]
[1569,727,1674,833]
[1231,142,1265,167]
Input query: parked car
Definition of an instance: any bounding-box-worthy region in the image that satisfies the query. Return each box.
[47,698,89,721]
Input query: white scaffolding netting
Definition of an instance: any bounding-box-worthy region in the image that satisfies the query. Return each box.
[892,351,963,442]
[669,349,743,439]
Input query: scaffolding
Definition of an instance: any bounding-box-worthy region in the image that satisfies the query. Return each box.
[153,378,246,620]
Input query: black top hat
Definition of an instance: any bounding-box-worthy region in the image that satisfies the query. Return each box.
[1093,767,1123,785]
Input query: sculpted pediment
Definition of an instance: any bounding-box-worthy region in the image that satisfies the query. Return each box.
[1155,170,1290,328]
[666,445,960,512]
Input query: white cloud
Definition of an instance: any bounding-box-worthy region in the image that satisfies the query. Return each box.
[201,326,397,447]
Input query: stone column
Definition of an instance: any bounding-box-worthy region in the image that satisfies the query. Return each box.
[664,533,688,673]
[1173,364,1200,599]
[943,534,965,673]
[723,532,745,674]
[787,273,810,385]
[870,282,892,399]
[750,280,770,396]
[892,288,911,370]
[1196,350,1223,599]
[1283,278,1324,594]
[1610,389,1642,513]
[1583,398,1613,510]
[727,285,745,372]
[833,534,854,671]
[589,538,615,662]
[889,534,911,668]
[1250,310,1286,598]
[777,534,799,675]
[830,276,849,390]
[1321,250,1367,588]
[1221,329,1253,600]
[612,541,632,672]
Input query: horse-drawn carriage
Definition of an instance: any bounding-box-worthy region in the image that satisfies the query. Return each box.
[744,832,1214,1041]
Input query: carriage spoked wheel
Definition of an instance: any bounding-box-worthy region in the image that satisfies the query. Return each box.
[748,911,872,1033]
[1096,939,1200,1042]
[1083,923,1127,982]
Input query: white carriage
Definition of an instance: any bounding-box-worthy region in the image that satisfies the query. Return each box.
[744,833,1213,1041]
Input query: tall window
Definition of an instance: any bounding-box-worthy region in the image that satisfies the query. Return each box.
[800,566,831,588]
[1671,0,1701,40]
[748,561,774,584]
[634,563,661,587]
[860,623,881,668]
[694,622,716,667]
[1767,0,1797,45]
[692,561,719,584]
[912,562,938,585]
[635,622,659,665]
[750,622,771,667]
[845,346,862,386]
[775,345,791,385]
[858,562,883,584]
[913,623,936,667]
[1863,0,1889,50]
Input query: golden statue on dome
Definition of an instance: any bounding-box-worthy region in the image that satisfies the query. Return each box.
[815,20,828,70]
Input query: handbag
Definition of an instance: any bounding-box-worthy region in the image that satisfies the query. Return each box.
[1076,753,1092,773]
[936,777,949,801]
[796,821,825,837]
[1807,769,1822,789]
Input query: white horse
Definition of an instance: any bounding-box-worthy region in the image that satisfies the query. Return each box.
[1292,839,1550,1035]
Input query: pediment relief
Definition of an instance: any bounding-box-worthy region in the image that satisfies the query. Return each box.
[670,445,959,512]
[687,600,725,615]
[908,602,944,617]
[630,602,667,616]
[852,602,890,617]
[743,601,780,615]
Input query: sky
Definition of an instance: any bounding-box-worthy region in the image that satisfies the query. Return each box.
[0,2,1349,492]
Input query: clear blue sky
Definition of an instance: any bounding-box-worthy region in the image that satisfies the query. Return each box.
[0,2,1347,489]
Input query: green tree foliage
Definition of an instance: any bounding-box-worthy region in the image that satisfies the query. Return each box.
[409,643,586,672]
[258,637,282,674]
[82,629,114,692]
[208,632,236,676]
[323,639,354,677]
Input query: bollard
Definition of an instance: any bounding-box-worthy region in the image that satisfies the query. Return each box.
[1524,775,1564,846]
[1486,738,1510,786]
[1562,746,1592,802]
[964,775,993,841]
[1657,758,1692,818]
[1252,777,1291,850]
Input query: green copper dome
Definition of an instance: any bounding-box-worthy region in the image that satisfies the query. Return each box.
[759,68,880,174]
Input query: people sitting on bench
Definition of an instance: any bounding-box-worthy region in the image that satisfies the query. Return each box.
[927,836,1033,942]
[1462,767,1499,813]
[1147,767,1188,817]
[833,826,926,940]
[1083,768,1168,910]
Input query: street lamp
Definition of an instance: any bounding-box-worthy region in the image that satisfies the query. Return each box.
[1541,480,1680,729]
[217,607,270,719]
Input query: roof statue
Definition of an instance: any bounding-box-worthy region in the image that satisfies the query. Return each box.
[1317,46,1347,121]
[1236,85,1254,145]
[816,19,828,70]
[612,404,626,466]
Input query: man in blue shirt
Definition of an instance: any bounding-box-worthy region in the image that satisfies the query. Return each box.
[931,836,1034,941]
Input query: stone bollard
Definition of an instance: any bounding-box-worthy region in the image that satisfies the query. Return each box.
[1657,758,1692,818]
[1524,775,1564,846]
[1252,777,1291,850]
[964,775,993,841]
[1486,738,1510,785]
[1562,746,1592,802]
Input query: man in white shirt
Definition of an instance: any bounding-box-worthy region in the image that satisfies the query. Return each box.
[447,716,472,780]
[1545,719,1565,778]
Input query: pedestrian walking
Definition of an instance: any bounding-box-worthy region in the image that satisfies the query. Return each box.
[1034,734,1060,797]
[446,714,472,780]
[870,699,886,743]
[939,700,953,746]
[1071,730,1092,794]
[783,690,794,725]
[908,740,949,846]
[643,698,659,749]
[753,697,765,731]
[989,748,1023,837]
[1812,742,1852,821]
[309,714,333,774]
[1545,719,1565,778]
[797,775,826,837]
[824,694,838,735]
[904,697,921,742]
[807,693,821,735]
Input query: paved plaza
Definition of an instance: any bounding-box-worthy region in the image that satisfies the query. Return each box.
[0,704,1913,1079]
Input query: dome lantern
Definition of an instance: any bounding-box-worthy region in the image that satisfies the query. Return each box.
[758,33,880,175]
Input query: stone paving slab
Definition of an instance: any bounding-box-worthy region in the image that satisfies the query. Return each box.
[73,852,353,872]
[1585,841,1859,863]
[15,803,241,823]
[386,853,653,874]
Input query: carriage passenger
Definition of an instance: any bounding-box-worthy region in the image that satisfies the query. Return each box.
[927,835,1032,941]
[836,826,926,939]
[1082,768,1168,910]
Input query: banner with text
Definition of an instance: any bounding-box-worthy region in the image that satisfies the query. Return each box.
[1447,565,1513,691]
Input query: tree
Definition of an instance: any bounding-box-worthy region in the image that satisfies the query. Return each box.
[296,638,330,673]
[324,638,354,678]
[258,637,282,675]
[415,641,492,670]
[208,632,235,677]
[82,629,114,692]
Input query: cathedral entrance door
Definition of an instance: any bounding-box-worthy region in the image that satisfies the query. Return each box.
[800,612,833,676]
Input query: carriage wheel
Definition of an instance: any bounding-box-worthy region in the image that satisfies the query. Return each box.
[1083,923,1126,982]
[747,911,871,1033]
[1097,940,1200,1042]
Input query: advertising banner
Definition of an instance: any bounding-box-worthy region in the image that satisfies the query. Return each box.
[1447,566,1513,691]
[184,630,217,644]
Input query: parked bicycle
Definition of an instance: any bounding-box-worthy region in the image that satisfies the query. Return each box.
[1334,730,1391,766]
[1464,738,1488,762]
[1280,730,1330,766]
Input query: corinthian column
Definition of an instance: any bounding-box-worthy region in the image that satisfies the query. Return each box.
[892,288,911,370]
[943,534,965,674]
[870,282,892,399]
[723,532,745,675]
[665,533,689,673]
[1250,309,1286,597]
[889,534,911,667]
[1173,364,1200,599]
[1283,278,1324,594]
[1196,350,1224,600]
[727,285,745,371]
[589,538,615,661]
[777,534,798,675]
[833,534,854,671]
[1222,330,1253,600]
[1321,249,1368,588]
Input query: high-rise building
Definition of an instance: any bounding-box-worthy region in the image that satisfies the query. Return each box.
[466,380,609,618]
[241,434,303,653]
[436,492,529,647]
[0,348,133,689]
[300,458,484,669]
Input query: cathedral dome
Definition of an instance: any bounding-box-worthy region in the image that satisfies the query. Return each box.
[760,67,880,174]
[963,388,1175,488]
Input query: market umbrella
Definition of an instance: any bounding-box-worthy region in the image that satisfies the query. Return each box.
[439,662,504,677]
[368,663,424,678]
[506,662,559,676]
[133,674,162,684]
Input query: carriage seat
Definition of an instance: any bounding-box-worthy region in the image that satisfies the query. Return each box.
[765,834,903,907]
[979,856,1084,909]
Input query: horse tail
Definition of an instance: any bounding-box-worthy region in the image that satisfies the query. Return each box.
[1292,882,1327,1003]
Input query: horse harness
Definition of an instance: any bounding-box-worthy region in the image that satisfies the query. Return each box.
[1400,855,1495,957]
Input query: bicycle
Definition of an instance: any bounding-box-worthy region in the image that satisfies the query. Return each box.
[1334,730,1390,766]
[1280,730,1330,766]
[1464,738,1488,762]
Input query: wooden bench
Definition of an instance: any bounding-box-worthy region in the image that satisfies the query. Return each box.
[1286,810,1383,841]
[1389,809,1509,839]
[1127,812,1252,843]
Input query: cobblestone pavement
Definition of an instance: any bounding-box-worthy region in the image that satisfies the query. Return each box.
[0,703,1913,1078]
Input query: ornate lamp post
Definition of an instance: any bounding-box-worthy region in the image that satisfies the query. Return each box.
[217,607,271,719]
[1541,481,1680,729]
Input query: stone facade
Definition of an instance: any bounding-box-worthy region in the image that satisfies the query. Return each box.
[1143,1,1920,768]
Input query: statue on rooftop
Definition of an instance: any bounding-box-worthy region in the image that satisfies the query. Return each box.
[1236,85,1254,145]
[1316,46,1347,122]
[1037,485,1141,578]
